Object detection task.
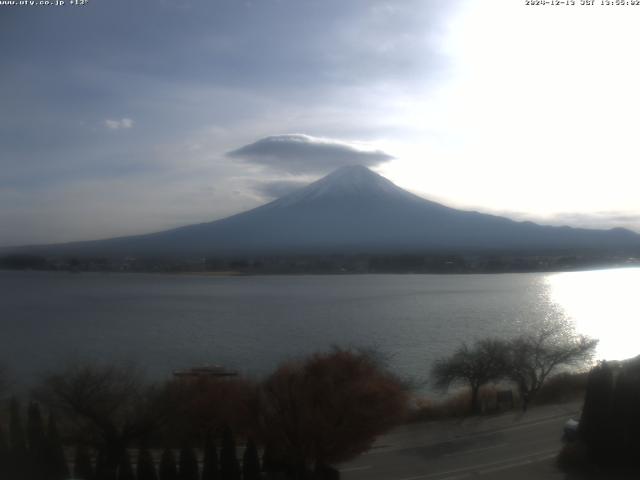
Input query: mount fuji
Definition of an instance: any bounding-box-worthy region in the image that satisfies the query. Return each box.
[9,165,640,258]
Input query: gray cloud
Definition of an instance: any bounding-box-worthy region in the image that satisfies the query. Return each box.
[0,0,456,246]
[227,134,393,174]
[253,179,310,199]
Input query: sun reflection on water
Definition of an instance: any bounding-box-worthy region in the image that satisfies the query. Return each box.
[545,267,640,361]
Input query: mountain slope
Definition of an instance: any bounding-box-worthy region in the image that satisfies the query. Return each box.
[10,165,640,257]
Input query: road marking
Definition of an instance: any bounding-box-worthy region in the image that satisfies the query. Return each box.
[393,448,558,480]
[339,465,372,472]
[485,414,577,434]
[477,452,556,475]
[365,414,571,455]
[443,442,508,457]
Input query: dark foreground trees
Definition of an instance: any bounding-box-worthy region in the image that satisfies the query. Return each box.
[432,319,598,413]
[74,445,95,480]
[258,348,409,477]
[578,361,616,463]
[34,362,173,477]
[0,348,406,480]
[220,425,241,480]
[201,433,219,480]
[242,438,261,480]
[0,400,70,480]
[576,357,640,470]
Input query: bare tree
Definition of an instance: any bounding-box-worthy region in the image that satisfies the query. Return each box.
[257,347,409,476]
[34,362,173,476]
[431,339,509,414]
[506,319,597,409]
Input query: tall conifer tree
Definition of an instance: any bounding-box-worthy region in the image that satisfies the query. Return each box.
[9,398,28,479]
[0,425,9,479]
[28,401,47,479]
[159,448,178,480]
[580,361,615,462]
[220,426,240,480]
[137,447,158,480]
[27,402,46,452]
[74,445,95,480]
[9,398,27,454]
[117,450,135,480]
[178,446,198,480]
[46,413,69,480]
[201,433,219,480]
[95,448,113,480]
[242,438,261,480]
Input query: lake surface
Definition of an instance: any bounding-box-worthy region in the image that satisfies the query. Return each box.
[1,268,638,389]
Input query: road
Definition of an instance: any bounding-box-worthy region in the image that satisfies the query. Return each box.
[339,402,580,480]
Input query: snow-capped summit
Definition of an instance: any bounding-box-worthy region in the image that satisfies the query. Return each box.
[269,164,422,208]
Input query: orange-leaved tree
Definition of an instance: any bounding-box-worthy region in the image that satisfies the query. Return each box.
[257,347,409,476]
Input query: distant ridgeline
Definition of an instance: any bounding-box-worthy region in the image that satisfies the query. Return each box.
[2,166,640,272]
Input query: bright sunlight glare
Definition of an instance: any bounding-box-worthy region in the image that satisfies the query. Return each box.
[545,267,640,361]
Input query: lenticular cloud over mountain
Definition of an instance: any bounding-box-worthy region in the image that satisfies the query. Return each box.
[227,134,394,174]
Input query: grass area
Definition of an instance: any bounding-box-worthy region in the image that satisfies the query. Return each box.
[408,371,588,422]
[408,386,502,422]
[534,371,588,405]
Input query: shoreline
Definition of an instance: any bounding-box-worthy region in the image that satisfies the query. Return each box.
[1,262,639,277]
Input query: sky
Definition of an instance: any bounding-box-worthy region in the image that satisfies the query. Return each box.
[2,0,640,247]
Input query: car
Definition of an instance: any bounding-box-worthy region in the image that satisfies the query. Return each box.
[563,418,580,442]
